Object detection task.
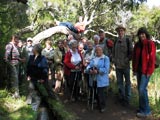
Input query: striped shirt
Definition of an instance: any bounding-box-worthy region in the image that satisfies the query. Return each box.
[5,42,20,65]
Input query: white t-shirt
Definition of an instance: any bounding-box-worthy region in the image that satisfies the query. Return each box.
[70,49,82,65]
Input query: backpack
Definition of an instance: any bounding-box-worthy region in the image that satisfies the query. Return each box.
[7,43,14,61]
[106,39,114,48]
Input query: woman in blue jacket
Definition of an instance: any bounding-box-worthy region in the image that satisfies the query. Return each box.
[86,45,110,112]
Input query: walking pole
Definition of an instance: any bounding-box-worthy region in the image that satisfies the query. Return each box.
[70,71,78,100]
[91,81,94,110]
[91,74,96,110]
[87,87,90,108]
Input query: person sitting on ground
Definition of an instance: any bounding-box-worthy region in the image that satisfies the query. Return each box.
[56,16,86,34]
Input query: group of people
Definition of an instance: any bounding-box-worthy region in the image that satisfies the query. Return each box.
[4,25,156,117]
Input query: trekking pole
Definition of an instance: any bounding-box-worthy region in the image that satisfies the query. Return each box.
[91,74,96,110]
[91,75,96,110]
[70,71,78,100]
[91,82,94,110]
[87,86,91,108]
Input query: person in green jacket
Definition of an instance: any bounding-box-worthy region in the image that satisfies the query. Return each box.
[53,40,67,93]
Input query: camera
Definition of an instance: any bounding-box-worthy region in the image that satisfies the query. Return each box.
[89,67,97,70]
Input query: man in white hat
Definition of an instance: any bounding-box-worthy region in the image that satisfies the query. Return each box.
[112,25,133,106]
[26,37,34,57]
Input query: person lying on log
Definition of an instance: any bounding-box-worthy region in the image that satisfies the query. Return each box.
[55,16,86,34]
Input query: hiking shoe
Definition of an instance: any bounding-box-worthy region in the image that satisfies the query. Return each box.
[70,98,76,102]
[12,94,20,99]
[136,112,151,118]
[100,108,106,113]
[12,92,20,99]
[26,95,32,105]
[135,109,140,113]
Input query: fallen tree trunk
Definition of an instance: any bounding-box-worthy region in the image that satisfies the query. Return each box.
[35,82,77,120]
[33,26,81,44]
[47,98,77,120]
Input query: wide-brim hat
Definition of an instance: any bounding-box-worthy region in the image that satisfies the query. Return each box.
[115,25,126,32]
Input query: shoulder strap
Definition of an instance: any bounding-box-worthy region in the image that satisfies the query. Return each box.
[9,43,14,60]
[126,37,130,57]
[103,56,107,67]
[114,38,118,47]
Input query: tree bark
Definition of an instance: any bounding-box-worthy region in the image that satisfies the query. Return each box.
[32,26,81,44]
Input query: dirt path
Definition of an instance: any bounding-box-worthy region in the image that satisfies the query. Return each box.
[60,92,155,120]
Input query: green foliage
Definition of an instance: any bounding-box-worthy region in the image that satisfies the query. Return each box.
[109,67,160,118]
[48,98,76,120]
[0,90,37,120]
[0,0,160,118]
[0,1,29,43]
[129,4,160,39]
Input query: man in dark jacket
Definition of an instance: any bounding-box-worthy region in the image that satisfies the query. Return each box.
[112,25,133,106]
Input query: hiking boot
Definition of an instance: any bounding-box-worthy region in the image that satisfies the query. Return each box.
[136,112,151,118]
[12,92,20,99]
[26,96,32,105]
[70,98,76,102]
[100,108,106,113]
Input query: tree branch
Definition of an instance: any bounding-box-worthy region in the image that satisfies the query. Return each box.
[79,0,87,15]
[18,6,57,35]
[84,28,117,37]
[32,26,81,44]
[85,10,95,25]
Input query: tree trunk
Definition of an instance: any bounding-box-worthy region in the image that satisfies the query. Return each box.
[33,26,81,44]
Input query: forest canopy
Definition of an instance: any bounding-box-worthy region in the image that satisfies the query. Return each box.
[0,0,160,43]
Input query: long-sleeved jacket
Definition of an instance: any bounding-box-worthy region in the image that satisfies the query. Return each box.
[5,42,20,65]
[85,55,110,87]
[132,39,156,75]
[53,47,66,70]
[112,36,133,69]
[64,49,83,75]
[27,55,48,82]
[41,48,54,60]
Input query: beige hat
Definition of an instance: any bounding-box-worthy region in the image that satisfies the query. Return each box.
[27,37,33,42]
[115,25,126,32]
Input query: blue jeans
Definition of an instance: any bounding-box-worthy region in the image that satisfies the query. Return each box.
[116,68,131,102]
[59,22,78,33]
[137,73,151,115]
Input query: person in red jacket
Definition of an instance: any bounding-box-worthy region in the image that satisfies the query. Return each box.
[64,39,83,101]
[132,27,156,118]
